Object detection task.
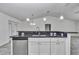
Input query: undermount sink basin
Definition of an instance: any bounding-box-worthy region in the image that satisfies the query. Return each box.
[32,35,46,36]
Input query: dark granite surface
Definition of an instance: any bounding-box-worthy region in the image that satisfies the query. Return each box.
[10,35,67,38]
[10,31,78,40]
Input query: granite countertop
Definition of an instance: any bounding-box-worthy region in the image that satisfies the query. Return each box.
[10,31,79,40]
[10,35,67,38]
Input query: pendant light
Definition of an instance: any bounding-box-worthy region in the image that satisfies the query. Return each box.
[26,18,30,21]
[60,16,64,20]
[43,17,47,21]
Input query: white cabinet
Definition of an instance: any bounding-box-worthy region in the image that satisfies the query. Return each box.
[51,38,66,55]
[56,38,66,55]
[51,38,57,55]
[28,38,66,55]
[39,38,50,55]
[28,38,50,55]
[28,38,39,55]
[58,38,66,55]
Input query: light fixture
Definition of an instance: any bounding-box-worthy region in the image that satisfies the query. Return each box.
[60,16,64,20]
[26,18,30,21]
[30,22,36,26]
[32,23,36,25]
[43,17,47,21]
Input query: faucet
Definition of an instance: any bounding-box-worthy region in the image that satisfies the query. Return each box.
[36,26,40,31]
[36,26,40,36]
[38,32,40,36]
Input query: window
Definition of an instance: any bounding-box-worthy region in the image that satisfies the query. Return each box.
[45,24,51,31]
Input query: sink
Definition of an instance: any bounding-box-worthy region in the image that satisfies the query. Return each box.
[32,35,46,37]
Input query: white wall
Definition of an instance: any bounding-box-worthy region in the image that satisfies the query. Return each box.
[17,16,77,32]
[0,12,8,46]
[75,21,79,32]
[0,12,20,46]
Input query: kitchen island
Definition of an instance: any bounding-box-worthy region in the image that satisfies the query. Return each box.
[11,31,70,55]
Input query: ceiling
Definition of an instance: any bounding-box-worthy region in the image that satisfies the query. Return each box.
[0,3,79,21]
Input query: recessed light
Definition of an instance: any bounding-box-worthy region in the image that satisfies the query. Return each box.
[60,16,64,20]
[43,17,47,21]
[26,18,30,21]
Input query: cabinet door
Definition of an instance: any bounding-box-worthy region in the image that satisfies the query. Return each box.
[39,38,50,55]
[28,38,40,55]
[51,38,57,55]
[56,38,66,55]
[28,38,50,55]
[13,40,28,55]
[51,38,66,55]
